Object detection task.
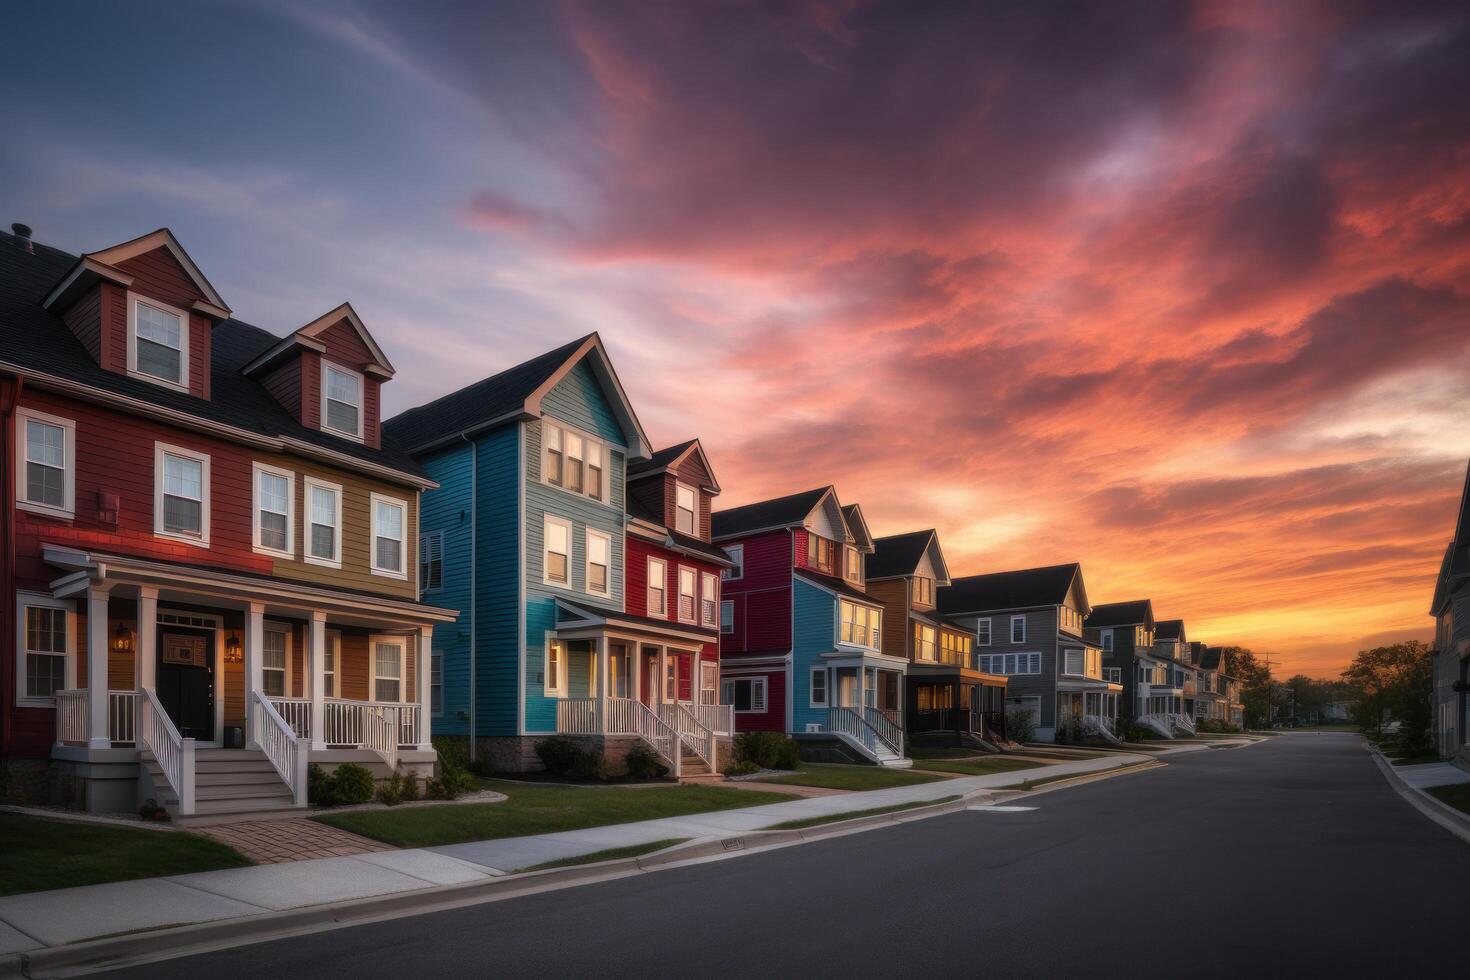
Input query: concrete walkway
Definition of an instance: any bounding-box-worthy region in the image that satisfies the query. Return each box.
[0,751,1146,955]
[1393,761,1470,790]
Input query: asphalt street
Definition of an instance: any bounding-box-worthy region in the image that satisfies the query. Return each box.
[100,735,1469,978]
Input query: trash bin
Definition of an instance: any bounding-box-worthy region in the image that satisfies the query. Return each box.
[224,725,244,749]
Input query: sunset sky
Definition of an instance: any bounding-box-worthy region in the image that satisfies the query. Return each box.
[5,2,1469,677]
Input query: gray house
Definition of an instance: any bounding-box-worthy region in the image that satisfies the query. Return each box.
[1090,599,1192,737]
[938,563,1120,742]
[1431,460,1470,766]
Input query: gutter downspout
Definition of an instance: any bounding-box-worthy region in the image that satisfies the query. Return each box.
[462,433,477,764]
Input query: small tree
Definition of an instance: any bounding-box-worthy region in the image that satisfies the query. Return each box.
[1342,641,1433,747]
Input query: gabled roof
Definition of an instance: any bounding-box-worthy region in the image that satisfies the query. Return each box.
[383,333,650,458]
[794,568,878,605]
[243,302,395,379]
[1198,646,1224,670]
[44,228,230,316]
[841,504,875,552]
[1431,459,1470,614]
[0,229,425,481]
[1155,619,1185,641]
[1085,599,1154,630]
[627,438,721,493]
[938,563,1082,615]
[867,529,951,585]
[712,486,833,541]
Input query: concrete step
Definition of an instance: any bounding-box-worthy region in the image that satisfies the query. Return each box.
[174,800,305,826]
[195,783,294,802]
[194,770,285,786]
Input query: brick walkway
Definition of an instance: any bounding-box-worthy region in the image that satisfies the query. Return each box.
[197,818,394,864]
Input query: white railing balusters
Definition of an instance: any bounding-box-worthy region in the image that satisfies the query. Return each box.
[862,705,904,757]
[556,697,599,735]
[251,691,307,806]
[139,687,194,815]
[55,688,88,744]
[107,690,138,743]
[267,697,312,739]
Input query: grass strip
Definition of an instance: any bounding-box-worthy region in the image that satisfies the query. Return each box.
[519,838,690,872]
[908,757,1047,777]
[1425,783,1470,815]
[753,764,949,791]
[764,795,961,830]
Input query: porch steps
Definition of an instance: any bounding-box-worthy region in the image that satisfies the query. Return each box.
[676,751,722,784]
[140,747,301,826]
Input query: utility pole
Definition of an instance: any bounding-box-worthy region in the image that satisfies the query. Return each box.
[1262,652,1274,728]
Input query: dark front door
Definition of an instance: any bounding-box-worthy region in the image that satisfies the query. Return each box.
[157,625,215,741]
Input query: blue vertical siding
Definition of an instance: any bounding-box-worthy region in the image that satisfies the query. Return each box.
[791,578,837,733]
[420,442,474,737]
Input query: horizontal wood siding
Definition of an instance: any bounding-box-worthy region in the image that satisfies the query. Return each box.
[61,286,102,363]
[476,425,521,736]
[113,247,212,400]
[718,530,791,655]
[420,441,474,737]
[865,578,911,659]
[623,535,723,626]
[725,667,786,733]
[260,358,305,426]
[542,359,626,445]
[791,577,837,733]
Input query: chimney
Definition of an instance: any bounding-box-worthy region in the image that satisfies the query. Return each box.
[10,223,32,253]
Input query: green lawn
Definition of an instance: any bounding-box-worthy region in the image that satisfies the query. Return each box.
[907,747,988,760]
[0,812,250,897]
[765,795,961,830]
[1425,783,1470,815]
[1004,771,1096,791]
[520,838,689,872]
[314,781,797,848]
[1390,753,1443,767]
[752,764,949,791]
[909,757,1049,777]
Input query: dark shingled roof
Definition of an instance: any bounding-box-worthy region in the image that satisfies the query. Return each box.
[381,334,592,453]
[867,530,935,580]
[627,439,697,479]
[556,598,719,640]
[1155,619,1184,640]
[712,486,830,540]
[938,563,1080,614]
[795,568,875,603]
[1198,646,1224,670]
[0,231,424,476]
[1085,599,1152,629]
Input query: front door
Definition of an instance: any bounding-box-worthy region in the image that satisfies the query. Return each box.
[838,669,857,707]
[157,624,215,741]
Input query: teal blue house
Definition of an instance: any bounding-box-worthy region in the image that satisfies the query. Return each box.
[384,335,664,769]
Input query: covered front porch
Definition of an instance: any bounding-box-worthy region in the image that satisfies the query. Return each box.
[814,651,908,765]
[1057,679,1124,740]
[906,666,1008,745]
[43,545,455,817]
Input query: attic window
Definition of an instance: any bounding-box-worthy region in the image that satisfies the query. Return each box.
[322,362,364,439]
[675,484,696,535]
[128,295,189,390]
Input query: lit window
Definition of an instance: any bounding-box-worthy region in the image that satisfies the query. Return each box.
[545,639,565,696]
[676,484,696,535]
[722,545,744,580]
[129,295,187,388]
[913,576,933,605]
[647,557,667,616]
[373,640,403,702]
[372,494,407,577]
[17,410,74,518]
[543,422,606,503]
[322,363,363,438]
[807,534,835,573]
[846,546,863,584]
[914,623,937,662]
[701,571,719,628]
[155,444,209,544]
[306,479,342,566]
[263,627,288,697]
[678,567,697,622]
[544,516,572,585]
[586,529,611,596]
[253,464,294,556]
[323,632,338,698]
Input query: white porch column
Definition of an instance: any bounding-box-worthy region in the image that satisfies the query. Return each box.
[417,624,434,750]
[632,645,642,704]
[243,602,264,748]
[596,635,609,734]
[657,647,667,708]
[87,588,111,749]
[135,587,158,692]
[309,611,327,751]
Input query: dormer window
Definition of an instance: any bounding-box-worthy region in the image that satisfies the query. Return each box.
[807,534,835,574]
[543,421,607,504]
[675,483,697,535]
[913,576,934,605]
[845,547,863,584]
[128,295,189,390]
[322,362,364,439]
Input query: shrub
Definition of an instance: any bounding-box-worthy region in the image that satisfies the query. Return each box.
[429,757,479,800]
[308,762,332,806]
[375,766,421,806]
[432,735,472,772]
[536,735,583,774]
[572,747,608,781]
[1055,717,1084,745]
[723,759,759,777]
[625,744,670,781]
[735,731,800,770]
[1005,708,1036,745]
[330,763,377,805]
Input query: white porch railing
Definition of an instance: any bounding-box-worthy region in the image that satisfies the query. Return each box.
[265,698,422,749]
[556,697,600,735]
[55,689,87,744]
[828,706,880,756]
[251,691,308,806]
[54,689,138,745]
[109,691,137,743]
[662,703,717,772]
[862,705,904,758]
[692,702,735,737]
[362,704,399,771]
[268,697,312,739]
[140,687,195,815]
[607,697,681,778]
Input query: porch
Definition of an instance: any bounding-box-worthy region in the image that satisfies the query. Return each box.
[1057,680,1124,741]
[907,666,1008,746]
[812,654,908,766]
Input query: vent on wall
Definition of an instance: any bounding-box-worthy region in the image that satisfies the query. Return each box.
[96,491,120,525]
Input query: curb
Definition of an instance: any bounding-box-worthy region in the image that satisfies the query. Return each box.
[0,761,1145,978]
[1366,744,1470,846]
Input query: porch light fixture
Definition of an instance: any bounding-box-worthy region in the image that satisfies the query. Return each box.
[110,624,135,654]
[224,633,243,664]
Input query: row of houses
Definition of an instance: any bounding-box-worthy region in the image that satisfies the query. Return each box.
[1431,461,1470,765]
[0,225,1243,821]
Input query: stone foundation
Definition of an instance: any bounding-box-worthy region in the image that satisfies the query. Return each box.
[793,733,875,766]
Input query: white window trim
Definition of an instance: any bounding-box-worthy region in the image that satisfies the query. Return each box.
[261,621,293,698]
[370,635,406,704]
[541,419,611,506]
[15,591,75,707]
[677,565,697,624]
[303,477,343,568]
[720,599,734,635]
[723,676,768,714]
[1010,614,1026,644]
[845,546,863,584]
[584,528,613,598]
[321,360,366,442]
[323,629,340,699]
[647,556,668,616]
[126,292,190,392]
[370,491,409,579]
[251,462,296,559]
[15,407,76,520]
[153,441,211,546]
[1061,647,1085,678]
[430,653,444,716]
[722,544,744,581]
[542,514,575,588]
[810,667,828,708]
[674,482,697,536]
[700,571,719,629]
[975,617,991,645]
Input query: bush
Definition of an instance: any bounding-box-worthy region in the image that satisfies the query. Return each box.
[734,731,800,770]
[572,747,607,781]
[375,766,421,806]
[1055,716,1084,745]
[310,762,377,807]
[1005,708,1036,745]
[432,735,472,772]
[427,756,479,800]
[625,743,670,781]
[536,736,583,774]
[723,759,759,777]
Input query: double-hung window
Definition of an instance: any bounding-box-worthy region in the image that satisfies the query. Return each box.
[322,363,364,439]
[371,494,407,578]
[1062,648,1084,676]
[419,532,443,591]
[976,618,991,645]
[647,557,668,616]
[372,638,403,702]
[17,593,71,705]
[262,626,288,697]
[16,409,75,518]
[677,567,696,623]
[585,529,611,597]
[845,546,862,584]
[913,576,934,605]
[700,572,719,628]
[721,676,768,713]
[720,600,734,634]
[305,479,342,567]
[252,463,294,557]
[914,623,937,662]
[1101,630,1113,653]
[543,422,606,503]
[430,654,443,715]
[155,443,209,544]
[722,545,743,580]
[128,295,188,389]
[675,484,696,535]
[810,667,828,707]
[544,516,572,586]
[1010,615,1026,644]
[545,638,565,696]
[807,534,835,573]
[839,600,881,648]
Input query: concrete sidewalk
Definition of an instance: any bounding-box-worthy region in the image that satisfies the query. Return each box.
[0,751,1147,956]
